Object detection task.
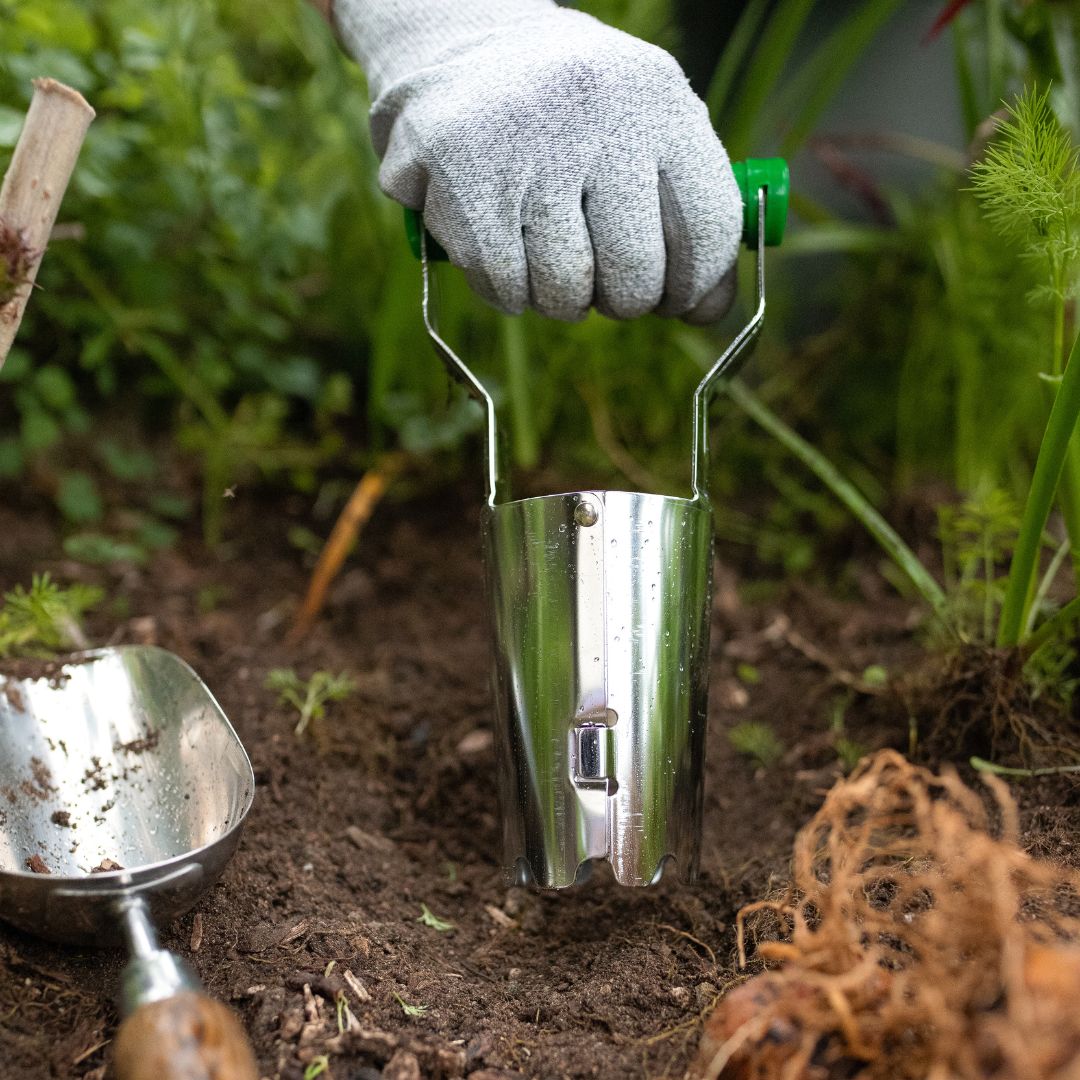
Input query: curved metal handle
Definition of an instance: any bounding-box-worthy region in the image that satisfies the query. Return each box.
[690,191,768,504]
[418,181,777,507]
[420,231,501,506]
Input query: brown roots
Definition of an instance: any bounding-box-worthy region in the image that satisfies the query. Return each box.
[691,750,1080,1080]
[897,644,1079,766]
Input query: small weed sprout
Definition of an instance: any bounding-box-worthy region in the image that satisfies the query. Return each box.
[728,721,784,769]
[265,668,356,737]
[736,662,761,686]
[828,692,868,773]
[303,1055,329,1080]
[935,490,1020,645]
[0,574,102,659]
[417,903,454,932]
[335,990,356,1034]
[394,992,427,1017]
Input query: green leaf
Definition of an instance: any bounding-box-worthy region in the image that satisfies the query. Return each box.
[20,408,61,453]
[63,533,148,566]
[57,471,103,524]
[34,366,76,411]
[728,721,784,768]
[100,440,156,481]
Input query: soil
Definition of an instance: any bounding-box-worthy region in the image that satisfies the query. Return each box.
[0,485,1077,1080]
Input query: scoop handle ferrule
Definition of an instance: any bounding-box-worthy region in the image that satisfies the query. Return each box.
[113,895,259,1080]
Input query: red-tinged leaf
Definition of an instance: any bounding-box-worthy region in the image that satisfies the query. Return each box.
[923,0,973,44]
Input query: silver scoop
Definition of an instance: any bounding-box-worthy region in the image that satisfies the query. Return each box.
[417,191,778,889]
[0,645,258,1078]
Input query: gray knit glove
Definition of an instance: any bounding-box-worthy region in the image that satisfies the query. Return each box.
[333,0,742,323]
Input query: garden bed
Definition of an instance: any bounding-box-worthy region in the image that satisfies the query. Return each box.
[0,486,1077,1080]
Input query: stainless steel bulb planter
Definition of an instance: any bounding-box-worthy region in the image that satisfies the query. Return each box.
[420,196,773,889]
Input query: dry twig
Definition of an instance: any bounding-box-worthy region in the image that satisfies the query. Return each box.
[287,454,405,644]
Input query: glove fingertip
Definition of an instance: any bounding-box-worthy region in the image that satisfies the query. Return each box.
[681,266,738,326]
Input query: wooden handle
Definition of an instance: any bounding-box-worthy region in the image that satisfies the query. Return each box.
[112,991,259,1080]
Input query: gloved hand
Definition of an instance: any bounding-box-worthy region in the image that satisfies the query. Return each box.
[333,0,742,324]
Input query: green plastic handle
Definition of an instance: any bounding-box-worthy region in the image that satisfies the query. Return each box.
[731,157,788,247]
[405,156,789,260]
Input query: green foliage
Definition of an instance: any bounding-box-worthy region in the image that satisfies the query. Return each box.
[936,489,1021,644]
[265,666,355,737]
[827,692,868,773]
[0,574,101,658]
[728,720,784,769]
[971,86,1080,303]
[967,89,1080,645]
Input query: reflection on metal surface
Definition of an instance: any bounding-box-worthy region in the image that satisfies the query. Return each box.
[418,194,773,889]
[0,646,254,945]
[485,492,712,888]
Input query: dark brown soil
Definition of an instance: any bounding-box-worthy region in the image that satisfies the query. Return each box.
[0,486,1076,1080]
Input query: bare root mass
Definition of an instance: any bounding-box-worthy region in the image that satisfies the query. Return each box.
[898,645,1078,765]
[692,750,1080,1080]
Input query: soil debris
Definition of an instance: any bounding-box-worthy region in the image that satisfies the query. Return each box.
[50,810,71,827]
[691,750,1080,1080]
[25,853,50,874]
[1,679,26,713]
[114,729,160,754]
[81,757,107,792]
[89,859,123,874]
[0,218,36,308]
[20,756,56,802]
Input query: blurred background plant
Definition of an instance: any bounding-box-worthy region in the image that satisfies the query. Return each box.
[1,0,1079,686]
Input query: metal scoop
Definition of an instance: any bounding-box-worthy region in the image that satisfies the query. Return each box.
[0,645,258,1079]
[408,159,789,889]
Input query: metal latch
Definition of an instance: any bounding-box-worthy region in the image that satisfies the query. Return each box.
[573,723,616,792]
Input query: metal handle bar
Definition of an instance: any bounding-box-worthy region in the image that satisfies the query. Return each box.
[419,188,771,508]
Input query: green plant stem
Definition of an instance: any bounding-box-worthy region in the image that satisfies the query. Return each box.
[724,378,947,617]
[1025,536,1071,638]
[719,0,817,159]
[705,0,770,123]
[500,315,538,469]
[971,755,1080,777]
[998,328,1080,646]
[1024,593,1080,654]
[1051,290,1080,588]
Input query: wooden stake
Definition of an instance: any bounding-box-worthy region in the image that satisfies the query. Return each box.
[0,79,95,369]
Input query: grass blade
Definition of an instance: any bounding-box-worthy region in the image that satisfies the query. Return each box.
[766,0,906,156]
[724,377,947,616]
[1023,593,1080,655]
[705,0,771,124]
[720,0,818,160]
